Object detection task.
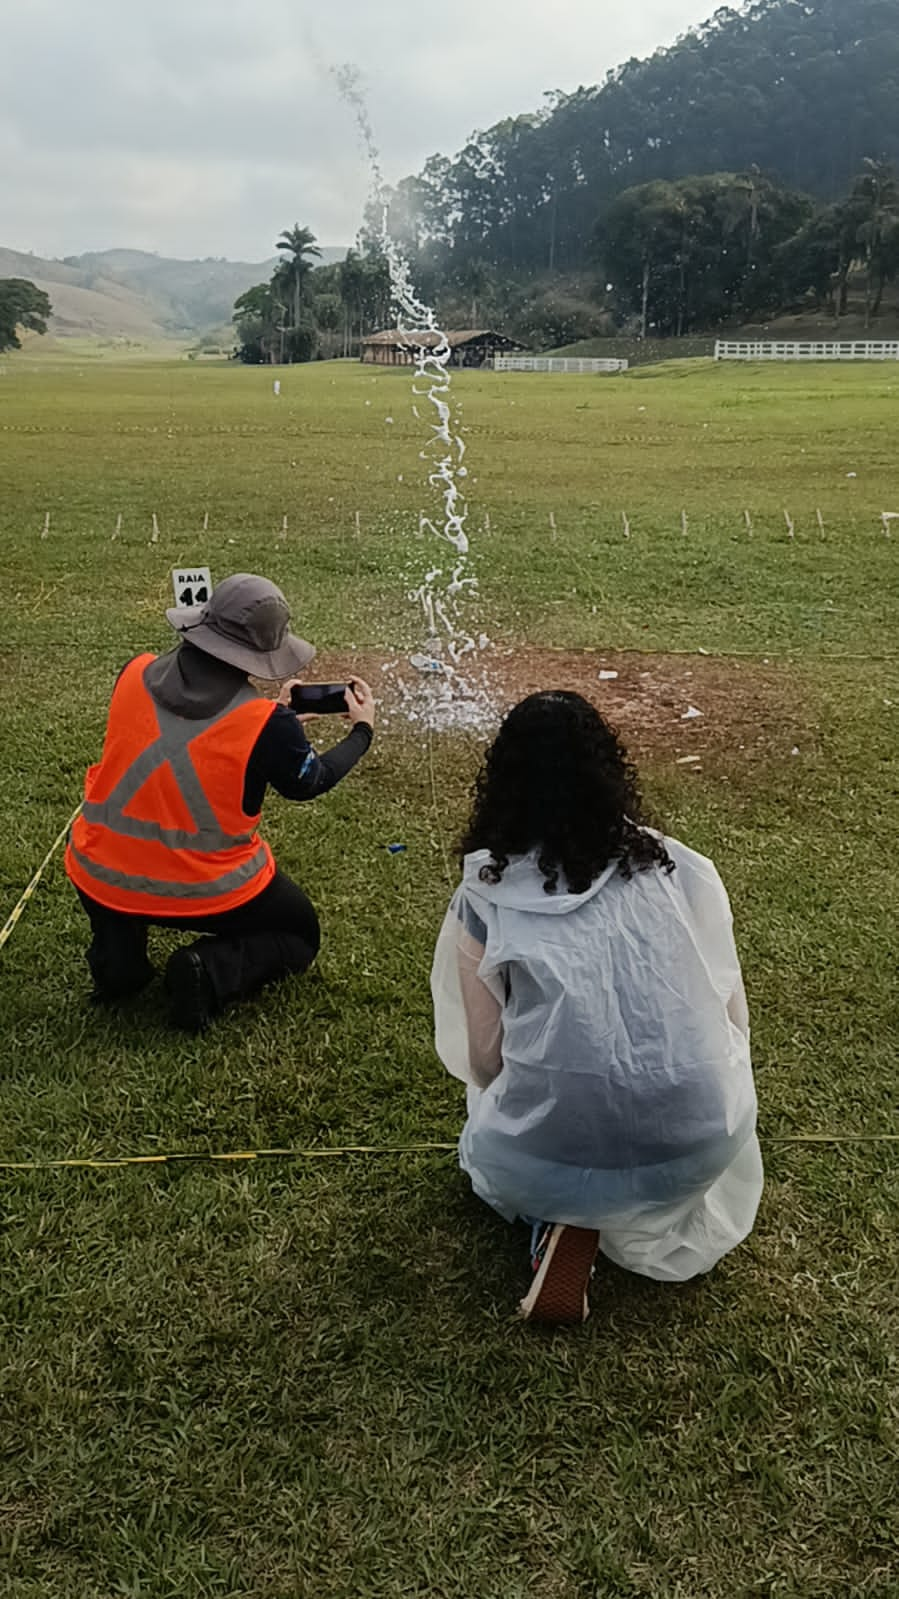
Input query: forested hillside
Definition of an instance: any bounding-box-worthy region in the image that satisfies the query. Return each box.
[381,0,899,278]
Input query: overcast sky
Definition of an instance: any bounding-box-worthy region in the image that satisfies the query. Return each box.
[1,0,706,262]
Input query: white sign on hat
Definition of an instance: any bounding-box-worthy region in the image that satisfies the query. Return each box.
[171,567,212,609]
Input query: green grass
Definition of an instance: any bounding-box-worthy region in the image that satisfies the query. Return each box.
[1,355,897,1597]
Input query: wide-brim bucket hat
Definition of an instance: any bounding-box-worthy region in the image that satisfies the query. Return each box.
[166,573,316,677]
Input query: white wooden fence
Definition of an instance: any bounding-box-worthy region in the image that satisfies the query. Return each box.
[493,356,629,374]
[715,339,899,362]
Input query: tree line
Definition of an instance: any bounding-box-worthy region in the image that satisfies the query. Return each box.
[234,0,899,358]
[232,225,391,364]
[376,0,899,281]
[600,160,899,337]
[233,156,899,362]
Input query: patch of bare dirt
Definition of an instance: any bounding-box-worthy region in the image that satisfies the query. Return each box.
[303,647,815,768]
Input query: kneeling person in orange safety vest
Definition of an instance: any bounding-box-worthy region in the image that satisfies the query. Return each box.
[65,573,375,1031]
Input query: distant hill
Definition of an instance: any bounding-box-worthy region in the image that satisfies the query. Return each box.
[0,245,348,341]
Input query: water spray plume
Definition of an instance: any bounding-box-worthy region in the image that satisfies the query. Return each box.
[334,63,494,733]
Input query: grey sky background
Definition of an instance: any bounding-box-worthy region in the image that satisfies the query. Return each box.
[1,0,705,261]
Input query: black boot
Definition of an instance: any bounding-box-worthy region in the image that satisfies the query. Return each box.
[164,946,218,1033]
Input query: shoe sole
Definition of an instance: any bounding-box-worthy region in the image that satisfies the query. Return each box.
[164,952,213,1033]
[519,1225,600,1325]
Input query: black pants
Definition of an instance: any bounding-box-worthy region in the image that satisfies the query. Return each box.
[76,870,320,1009]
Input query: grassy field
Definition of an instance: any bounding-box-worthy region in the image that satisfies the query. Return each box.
[1,351,897,1598]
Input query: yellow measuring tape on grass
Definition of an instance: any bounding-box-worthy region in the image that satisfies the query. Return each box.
[0,1143,459,1172]
[0,803,82,952]
[0,1133,896,1175]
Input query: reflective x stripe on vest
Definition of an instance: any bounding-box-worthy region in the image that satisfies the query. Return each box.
[67,656,276,911]
[81,691,258,852]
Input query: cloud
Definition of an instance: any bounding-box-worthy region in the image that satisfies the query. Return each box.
[1,0,704,257]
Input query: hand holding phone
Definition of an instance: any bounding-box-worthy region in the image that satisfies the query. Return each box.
[344,677,375,729]
[289,682,353,716]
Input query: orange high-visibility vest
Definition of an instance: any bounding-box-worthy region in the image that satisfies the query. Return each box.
[66,653,278,917]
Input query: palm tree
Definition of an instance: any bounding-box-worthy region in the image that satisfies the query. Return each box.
[275,224,322,334]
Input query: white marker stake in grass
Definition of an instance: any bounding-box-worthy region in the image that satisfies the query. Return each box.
[203,511,209,532]
[484,512,491,534]
[622,511,631,540]
[354,510,361,538]
[784,510,795,540]
[549,511,557,542]
[150,515,160,544]
[882,512,899,538]
[816,508,825,537]
[681,509,688,537]
[41,512,50,540]
[744,509,753,537]
[113,513,122,540]
[280,515,288,540]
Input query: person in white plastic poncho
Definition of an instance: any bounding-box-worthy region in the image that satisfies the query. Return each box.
[431,692,763,1326]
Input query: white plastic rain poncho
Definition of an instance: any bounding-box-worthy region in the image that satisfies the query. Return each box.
[431,839,763,1282]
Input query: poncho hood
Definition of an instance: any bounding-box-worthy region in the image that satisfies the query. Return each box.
[462,849,619,916]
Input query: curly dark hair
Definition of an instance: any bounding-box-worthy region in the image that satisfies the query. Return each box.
[460,691,674,893]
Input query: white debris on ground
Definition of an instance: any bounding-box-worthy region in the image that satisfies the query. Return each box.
[394,668,497,733]
[681,705,703,720]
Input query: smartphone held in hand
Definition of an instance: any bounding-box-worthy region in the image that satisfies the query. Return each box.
[290,683,353,715]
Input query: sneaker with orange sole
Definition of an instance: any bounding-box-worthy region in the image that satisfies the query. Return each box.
[519,1224,600,1324]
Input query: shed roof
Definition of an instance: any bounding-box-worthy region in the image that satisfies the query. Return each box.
[360,328,516,349]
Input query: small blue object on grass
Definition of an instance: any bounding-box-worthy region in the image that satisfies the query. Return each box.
[386,843,407,854]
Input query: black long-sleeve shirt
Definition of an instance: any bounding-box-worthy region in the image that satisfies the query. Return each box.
[243,707,372,812]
